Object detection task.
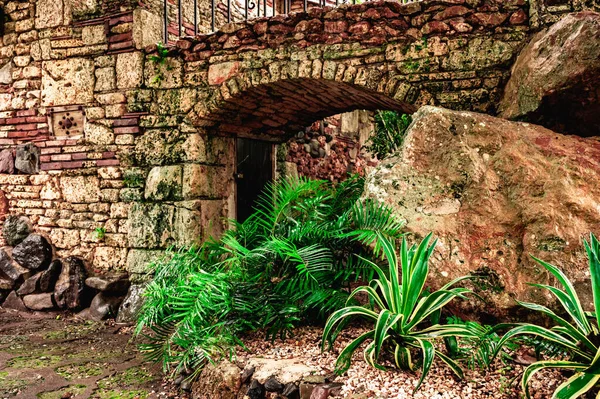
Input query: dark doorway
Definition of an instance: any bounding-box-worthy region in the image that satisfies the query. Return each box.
[236,138,274,222]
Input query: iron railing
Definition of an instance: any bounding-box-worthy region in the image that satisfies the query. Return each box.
[163,0,420,41]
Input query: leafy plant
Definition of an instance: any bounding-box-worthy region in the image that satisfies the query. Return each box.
[136,175,405,376]
[492,233,600,399]
[322,234,475,391]
[93,227,106,240]
[364,111,412,160]
[150,42,173,85]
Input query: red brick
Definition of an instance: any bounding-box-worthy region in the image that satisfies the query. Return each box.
[41,162,62,171]
[109,41,134,51]
[113,118,137,127]
[41,147,61,155]
[102,151,116,159]
[16,109,36,117]
[7,131,28,138]
[97,159,120,167]
[61,161,84,169]
[40,155,51,162]
[6,117,26,124]
[26,116,48,123]
[16,124,38,131]
[114,126,139,134]
[71,153,88,160]
[50,154,72,161]
[108,32,133,43]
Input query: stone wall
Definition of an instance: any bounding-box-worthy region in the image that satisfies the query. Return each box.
[0,0,595,286]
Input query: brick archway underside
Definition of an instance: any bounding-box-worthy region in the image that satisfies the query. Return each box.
[207,79,415,140]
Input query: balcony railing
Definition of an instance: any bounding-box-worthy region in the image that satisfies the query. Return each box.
[162,0,420,42]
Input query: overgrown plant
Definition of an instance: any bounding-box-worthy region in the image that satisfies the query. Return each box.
[322,234,475,391]
[136,175,405,376]
[364,111,412,160]
[493,233,600,399]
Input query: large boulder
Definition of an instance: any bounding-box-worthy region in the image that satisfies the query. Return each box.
[88,292,124,321]
[363,106,600,319]
[12,235,53,271]
[0,248,30,283]
[499,11,600,137]
[54,257,88,310]
[116,284,146,323]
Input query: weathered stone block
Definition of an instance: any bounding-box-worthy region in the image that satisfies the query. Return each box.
[95,67,116,92]
[0,62,13,85]
[116,52,144,89]
[133,9,163,50]
[85,123,114,145]
[15,143,40,174]
[60,176,100,203]
[144,57,183,89]
[182,164,229,199]
[35,0,65,29]
[93,247,128,271]
[82,24,106,45]
[42,58,95,106]
[144,165,183,201]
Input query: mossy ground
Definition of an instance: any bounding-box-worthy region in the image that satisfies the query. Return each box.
[0,310,167,398]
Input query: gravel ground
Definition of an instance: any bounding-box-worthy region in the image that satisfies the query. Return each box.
[237,326,563,399]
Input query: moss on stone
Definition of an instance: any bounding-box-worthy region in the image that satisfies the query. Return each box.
[96,366,154,390]
[37,385,87,399]
[6,355,62,369]
[55,362,107,380]
[90,389,149,399]
[538,236,567,252]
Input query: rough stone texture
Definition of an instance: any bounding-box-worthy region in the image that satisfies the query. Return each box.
[54,256,88,310]
[144,165,183,201]
[0,150,14,174]
[2,291,27,311]
[500,11,600,137]
[0,248,30,283]
[85,273,130,294]
[363,106,600,318]
[39,259,61,292]
[59,176,100,203]
[12,235,53,271]
[192,361,242,399]
[2,215,32,247]
[17,273,41,296]
[41,58,95,106]
[23,293,55,310]
[15,143,40,174]
[88,292,124,321]
[133,9,163,49]
[116,283,145,322]
[245,358,319,385]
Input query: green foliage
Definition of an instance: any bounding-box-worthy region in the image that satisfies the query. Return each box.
[364,111,412,160]
[136,175,405,376]
[93,227,106,240]
[322,234,475,392]
[150,42,172,85]
[493,233,600,399]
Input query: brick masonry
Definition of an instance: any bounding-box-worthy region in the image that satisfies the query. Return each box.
[0,0,595,280]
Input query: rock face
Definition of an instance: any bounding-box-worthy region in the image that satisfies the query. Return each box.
[0,248,30,283]
[499,11,600,137]
[54,257,87,310]
[192,361,242,399]
[39,260,61,292]
[88,292,124,321]
[363,106,600,319]
[14,143,40,174]
[85,273,130,295]
[0,149,14,174]
[2,215,32,247]
[12,235,53,271]
[23,293,55,311]
[116,284,145,322]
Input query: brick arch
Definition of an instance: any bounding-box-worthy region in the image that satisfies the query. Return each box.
[189,75,415,139]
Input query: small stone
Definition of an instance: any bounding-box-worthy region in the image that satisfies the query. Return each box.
[3,215,31,246]
[17,273,41,296]
[14,143,40,174]
[39,260,62,292]
[0,277,14,290]
[85,273,130,294]
[0,149,14,174]
[116,284,145,323]
[12,235,53,271]
[282,383,299,399]
[241,366,255,384]
[247,379,265,399]
[0,248,30,282]
[88,292,124,321]
[2,291,27,311]
[180,380,192,392]
[54,257,88,310]
[264,377,284,392]
[23,293,55,310]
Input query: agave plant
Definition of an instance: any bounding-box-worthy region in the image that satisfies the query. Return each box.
[493,233,600,399]
[322,233,475,391]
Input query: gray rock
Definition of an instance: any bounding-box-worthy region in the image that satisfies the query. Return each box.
[282,383,299,399]
[23,293,55,311]
[116,284,146,323]
[247,380,265,399]
[0,149,14,174]
[54,257,87,310]
[241,366,255,384]
[39,260,61,292]
[264,377,284,392]
[2,215,31,247]
[12,235,52,271]
[17,273,41,296]
[88,292,124,321]
[0,248,30,283]
[85,273,130,295]
[0,62,12,85]
[2,291,27,311]
[14,143,40,174]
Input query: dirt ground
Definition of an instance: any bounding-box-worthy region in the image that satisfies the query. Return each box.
[0,309,175,399]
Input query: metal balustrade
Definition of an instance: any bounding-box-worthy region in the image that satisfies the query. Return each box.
[162,0,421,41]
